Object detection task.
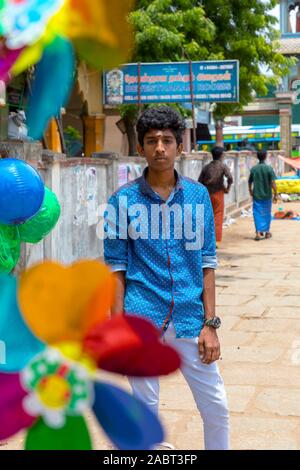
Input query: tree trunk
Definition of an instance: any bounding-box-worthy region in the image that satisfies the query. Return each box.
[215,119,224,147]
[124,116,137,156]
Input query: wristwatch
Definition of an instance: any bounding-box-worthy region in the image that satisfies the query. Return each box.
[204,316,221,329]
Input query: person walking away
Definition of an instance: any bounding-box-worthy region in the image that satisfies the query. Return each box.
[104,107,229,450]
[198,146,233,246]
[248,150,278,241]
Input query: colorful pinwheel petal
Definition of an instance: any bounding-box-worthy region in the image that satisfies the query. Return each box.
[93,382,164,450]
[0,45,23,82]
[0,0,134,139]
[0,0,65,49]
[25,416,92,450]
[26,36,75,139]
[83,315,182,377]
[0,372,36,440]
[18,261,114,344]
[0,275,45,372]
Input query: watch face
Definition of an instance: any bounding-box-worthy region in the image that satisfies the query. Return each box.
[206,317,221,328]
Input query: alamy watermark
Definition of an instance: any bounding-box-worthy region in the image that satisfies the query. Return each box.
[96,197,205,251]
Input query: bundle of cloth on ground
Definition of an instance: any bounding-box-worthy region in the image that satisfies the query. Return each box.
[273,209,300,220]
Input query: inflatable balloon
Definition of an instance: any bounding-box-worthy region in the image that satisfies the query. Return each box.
[0,224,21,273]
[18,187,61,243]
[0,158,45,225]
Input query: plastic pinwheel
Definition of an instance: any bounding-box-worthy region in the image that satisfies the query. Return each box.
[0,260,181,450]
[0,0,133,138]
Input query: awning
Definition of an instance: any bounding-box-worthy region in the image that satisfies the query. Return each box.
[278,155,300,170]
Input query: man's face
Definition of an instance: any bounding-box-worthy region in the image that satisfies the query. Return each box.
[137,129,182,171]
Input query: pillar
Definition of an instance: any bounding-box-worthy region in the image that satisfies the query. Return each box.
[83,114,105,157]
[280,0,289,34]
[0,105,8,141]
[276,91,294,160]
[280,107,292,158]
[215,120,224,146]
[297,6,300,32]
[45,118,62,153]
[77,64,106,157]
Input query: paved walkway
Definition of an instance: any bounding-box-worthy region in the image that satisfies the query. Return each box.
[151,201,300,450]
[2,202,300,450]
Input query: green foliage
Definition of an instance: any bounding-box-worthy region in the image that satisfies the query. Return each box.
[64,126,82,141]
[130,0,215,62]
[200,0,295,119]
[119,104,139,122]
[121,0,215,121]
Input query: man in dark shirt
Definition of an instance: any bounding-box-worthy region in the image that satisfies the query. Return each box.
[248,150,278,240]
[199,146,233,245]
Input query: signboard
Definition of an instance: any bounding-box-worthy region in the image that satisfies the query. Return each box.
[104,61,239,105]
[219,132,281,143]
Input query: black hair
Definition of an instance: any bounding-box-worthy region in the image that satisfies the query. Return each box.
[257,150,267,161]
[136,106,185,147]
[211,146,224,160]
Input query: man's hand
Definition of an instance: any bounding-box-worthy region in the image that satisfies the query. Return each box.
[198,326,221,364]
[272,182,278,204]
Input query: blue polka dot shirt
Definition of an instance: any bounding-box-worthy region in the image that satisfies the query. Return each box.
[104,168,217,338]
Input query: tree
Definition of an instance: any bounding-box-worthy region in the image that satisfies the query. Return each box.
[200,0,294,144]
[121,0,215,154]
[122,0,293,153]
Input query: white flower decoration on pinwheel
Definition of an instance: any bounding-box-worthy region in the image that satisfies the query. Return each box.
[21,348,93,429]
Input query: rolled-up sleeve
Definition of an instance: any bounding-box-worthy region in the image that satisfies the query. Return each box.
[202,255,218,269]
[201,188,218,270]
[104,193,128,272]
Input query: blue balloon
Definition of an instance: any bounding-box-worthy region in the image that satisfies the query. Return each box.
[0,158,45,225]
[0,275,45,372]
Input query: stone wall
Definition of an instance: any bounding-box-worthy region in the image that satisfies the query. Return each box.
[0,142,285,269]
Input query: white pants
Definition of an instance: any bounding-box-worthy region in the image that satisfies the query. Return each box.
[128,322,230,450]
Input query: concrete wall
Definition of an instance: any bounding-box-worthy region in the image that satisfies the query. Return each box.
[0,142,285,270]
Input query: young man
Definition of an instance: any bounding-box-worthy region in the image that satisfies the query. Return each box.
[104,106,229,450]
[198,146,233,245]
[248,150,278,241]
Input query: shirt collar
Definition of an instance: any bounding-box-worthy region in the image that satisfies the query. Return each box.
[139,167,183,197]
